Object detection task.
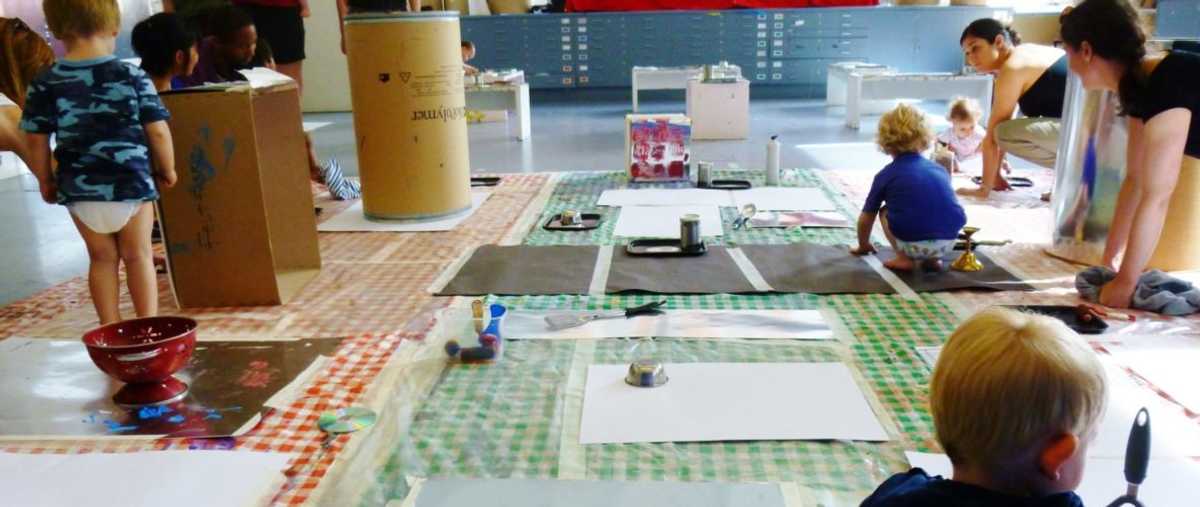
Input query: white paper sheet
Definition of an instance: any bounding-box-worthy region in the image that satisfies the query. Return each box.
[1,450,293,507]
[302,121,332,133]
[915,346,1200,458]
[905,452,1200,507]
[580,362,890,444]
[612,205,723,238]
[238,66,295,88]
[730,187,838,212]
[504,310,833,340]
[597,188,734,207]
[1094,359,1200,458]
[318,192,490,232]
[1103,335,1200,414]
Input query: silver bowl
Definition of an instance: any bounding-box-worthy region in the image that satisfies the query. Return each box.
[624,359,668,388]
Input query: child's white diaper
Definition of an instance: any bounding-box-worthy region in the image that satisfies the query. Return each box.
[68,201,142,234]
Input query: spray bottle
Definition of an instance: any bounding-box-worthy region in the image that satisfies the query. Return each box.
[766,135,781,186]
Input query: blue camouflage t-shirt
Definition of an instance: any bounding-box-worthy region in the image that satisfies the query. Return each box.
[20,56,170,203]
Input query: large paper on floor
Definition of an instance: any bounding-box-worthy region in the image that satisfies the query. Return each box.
[905,452,1200,507]
[580,362,890,444]
[613,205,724,238]
[319,192,490,232]
[505,310,833,340]
[435,245,599,296]
[1,451,293,507]
[914,347,1200,458]
[1103,335,1200,414]
[410,478,786,507]
[605,246,756,294]
[598,188,733,207]
[740,243,896,295]
[0,337,340,439]
[730,187,838,212]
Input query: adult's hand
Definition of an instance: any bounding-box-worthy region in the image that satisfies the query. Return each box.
[1098,275,1137,309]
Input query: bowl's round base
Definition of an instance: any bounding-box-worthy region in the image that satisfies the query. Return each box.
[113,377,189,407]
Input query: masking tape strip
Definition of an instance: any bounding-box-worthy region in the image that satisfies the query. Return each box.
[727,247,775,293]
[588,246,614,297]
[556,339,596,480]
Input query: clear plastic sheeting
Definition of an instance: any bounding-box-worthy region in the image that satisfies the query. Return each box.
[335,315,908,507]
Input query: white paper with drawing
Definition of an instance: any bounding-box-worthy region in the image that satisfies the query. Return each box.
[579,362,889,444]
[612,205,723,238]
[504,310,833,340]
[730,187,838,212]
[597,188,733,207]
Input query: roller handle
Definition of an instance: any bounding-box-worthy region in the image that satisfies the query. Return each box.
[625,300,666,318]
[1124,408,1151,485]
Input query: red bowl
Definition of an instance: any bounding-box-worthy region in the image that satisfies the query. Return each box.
[82,316,198,384]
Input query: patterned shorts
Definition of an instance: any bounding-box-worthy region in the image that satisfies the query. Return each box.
[896,238,957,261]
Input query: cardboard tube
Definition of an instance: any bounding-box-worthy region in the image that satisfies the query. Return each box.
[345,12,472,220]
[1148,155,1200,271]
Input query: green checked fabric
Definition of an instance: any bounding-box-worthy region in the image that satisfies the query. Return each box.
[366,338,912,504]
[356,170,977,507]
[523,169,858,247]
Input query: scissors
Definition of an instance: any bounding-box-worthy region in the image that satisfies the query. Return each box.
[1107,408,1151,507]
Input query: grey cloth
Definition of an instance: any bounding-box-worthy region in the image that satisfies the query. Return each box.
[740,243,895,295]
[436,245,599,296]
[1076,267,1200,316]
[879,248,1034,293]
[605,246,757,294]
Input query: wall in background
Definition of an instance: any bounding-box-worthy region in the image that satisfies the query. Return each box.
[300,2,353,112]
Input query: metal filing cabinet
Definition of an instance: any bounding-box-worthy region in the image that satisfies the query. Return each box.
[462,6,1005,96]
[1157,0,1200,39]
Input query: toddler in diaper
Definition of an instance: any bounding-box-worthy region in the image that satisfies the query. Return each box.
[850,104,967,272]
[21,0,178,324]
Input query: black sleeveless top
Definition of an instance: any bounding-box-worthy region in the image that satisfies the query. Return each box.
[1017,54,1069,119]
[1129,51,1200,159]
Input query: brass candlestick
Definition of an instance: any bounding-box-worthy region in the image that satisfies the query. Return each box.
[952,226,984,272]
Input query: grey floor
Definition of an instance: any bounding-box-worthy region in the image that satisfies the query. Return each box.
[1,92,969,306]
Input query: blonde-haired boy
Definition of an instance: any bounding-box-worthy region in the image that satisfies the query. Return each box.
[862,307,1107,506]
[22,0,176,324]
[850,103,967,271]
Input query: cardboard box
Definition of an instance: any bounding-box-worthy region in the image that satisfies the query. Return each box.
[625,114,692,182]
[158,71,321,308]
[686,78,750,140]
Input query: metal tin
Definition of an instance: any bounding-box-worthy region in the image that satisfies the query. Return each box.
[696,161,713,187]
[680,214,701,250]
[624,359,668,388]
[560,209,582,226]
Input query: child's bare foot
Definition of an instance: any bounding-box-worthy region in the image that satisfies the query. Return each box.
[884,254,916,271]
[920,258,945,272]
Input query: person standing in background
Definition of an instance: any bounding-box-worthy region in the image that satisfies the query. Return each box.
[0,17,55,168]
[229,0,308,90]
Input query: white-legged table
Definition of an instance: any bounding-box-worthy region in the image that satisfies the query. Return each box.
[631,66,703,113]
[843,72,993,129]
[466,82,532,141]
[825,62,894,107]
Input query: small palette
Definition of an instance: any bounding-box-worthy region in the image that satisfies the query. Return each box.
[972,175,1034,188]
[1009,305,1109,334]
[544,213,603,231]
[471,176,502,187]
[626,239,707,257]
